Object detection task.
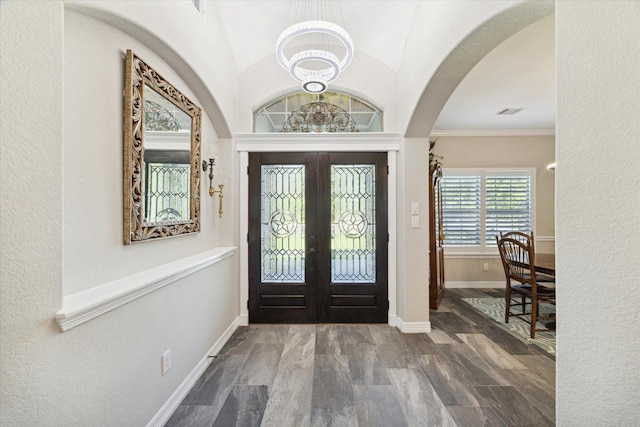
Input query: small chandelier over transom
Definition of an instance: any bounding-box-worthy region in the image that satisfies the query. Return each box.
[275,1,354,94]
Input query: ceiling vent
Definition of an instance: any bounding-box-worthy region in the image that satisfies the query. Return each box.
[497,108,524,115]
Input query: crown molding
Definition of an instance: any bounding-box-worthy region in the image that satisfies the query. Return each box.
[430,128,555,137]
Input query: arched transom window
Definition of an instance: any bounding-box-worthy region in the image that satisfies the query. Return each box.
[254,91,383,133]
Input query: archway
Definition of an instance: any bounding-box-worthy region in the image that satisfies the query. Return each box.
[404,1,554,138]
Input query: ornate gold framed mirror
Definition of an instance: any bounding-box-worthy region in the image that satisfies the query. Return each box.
[123,50,201,244]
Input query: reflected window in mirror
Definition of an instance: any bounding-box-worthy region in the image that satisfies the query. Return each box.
[143,141,190,223]
[142,88,193,223]
[124,50,202,244]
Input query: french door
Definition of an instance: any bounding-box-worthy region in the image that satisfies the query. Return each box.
[248,152,388,323]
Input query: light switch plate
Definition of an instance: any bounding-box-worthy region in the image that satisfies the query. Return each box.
[161,349,172,376]
[411,215,419,228]
[411,202,420,215]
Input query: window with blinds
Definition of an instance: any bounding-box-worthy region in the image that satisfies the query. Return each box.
[441,169,534,250]
[441,176,481,246]
[485,175,531,245]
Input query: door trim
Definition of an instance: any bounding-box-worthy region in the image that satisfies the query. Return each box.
[237,133,401,326]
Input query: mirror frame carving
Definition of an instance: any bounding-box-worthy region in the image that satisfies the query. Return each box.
[123,50,202,244]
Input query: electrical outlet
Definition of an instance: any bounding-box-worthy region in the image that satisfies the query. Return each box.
[161,349,172,376]
[483,262,489,271]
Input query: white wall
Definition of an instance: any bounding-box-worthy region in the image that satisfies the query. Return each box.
[1,3,240,425]
[397,138,431,324]
[237,51,400,133]
[432,135,555,283]
[1,1,65,422]
[64,10,232,294]
[65,0,239,138]
[556,1,640,424]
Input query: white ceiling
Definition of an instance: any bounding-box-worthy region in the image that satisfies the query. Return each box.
[433,14,555,132]
[211,1,555,132]
[213,1,419,73]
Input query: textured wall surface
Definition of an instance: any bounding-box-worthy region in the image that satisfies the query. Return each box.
[1,0,65,422]
[1,2,240,425]
[556,1,640,424]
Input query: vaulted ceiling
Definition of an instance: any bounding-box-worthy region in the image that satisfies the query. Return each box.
[212,1,555,133]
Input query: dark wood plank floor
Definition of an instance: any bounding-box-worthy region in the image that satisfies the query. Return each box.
[166,288,555,426]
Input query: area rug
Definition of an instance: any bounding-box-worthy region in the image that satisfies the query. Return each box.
[461,297,556,356]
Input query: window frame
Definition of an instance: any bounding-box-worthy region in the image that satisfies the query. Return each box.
[440,168,536,255]
[253,90,383,133]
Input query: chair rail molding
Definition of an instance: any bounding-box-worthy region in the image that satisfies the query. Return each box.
[446,281,503,289]
[56,247,236,331]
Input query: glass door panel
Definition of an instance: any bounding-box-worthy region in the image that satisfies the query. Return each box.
[261,165,305,283]
[331,164,376,283]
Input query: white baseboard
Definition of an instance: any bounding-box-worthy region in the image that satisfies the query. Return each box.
[446,281,502,289]
[238,313,249,326]
[396,317,431,333]
[147,316,240,427]
[388,314,399,328]
[208,317,241,356]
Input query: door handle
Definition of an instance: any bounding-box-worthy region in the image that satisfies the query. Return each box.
[307,235,316,255]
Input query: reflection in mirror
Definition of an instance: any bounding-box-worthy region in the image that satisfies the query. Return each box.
[124,50,202,244]
[143,85,192,223]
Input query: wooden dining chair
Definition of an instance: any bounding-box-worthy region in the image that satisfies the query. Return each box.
[498,231,555,282]
[496,233,556,339]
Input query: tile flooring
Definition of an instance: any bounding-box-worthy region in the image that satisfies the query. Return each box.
[165,288,555,426]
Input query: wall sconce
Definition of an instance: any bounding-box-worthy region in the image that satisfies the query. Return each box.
[202,158,226,218]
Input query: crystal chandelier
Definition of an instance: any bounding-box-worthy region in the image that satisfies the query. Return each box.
[275,3,354,94]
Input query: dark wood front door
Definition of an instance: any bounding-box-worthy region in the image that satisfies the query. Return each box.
[249,152,388,323]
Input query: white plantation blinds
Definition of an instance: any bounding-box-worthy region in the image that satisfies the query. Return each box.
[441,169,534,249]
[485,175,531,245]
[441,176,481,246]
